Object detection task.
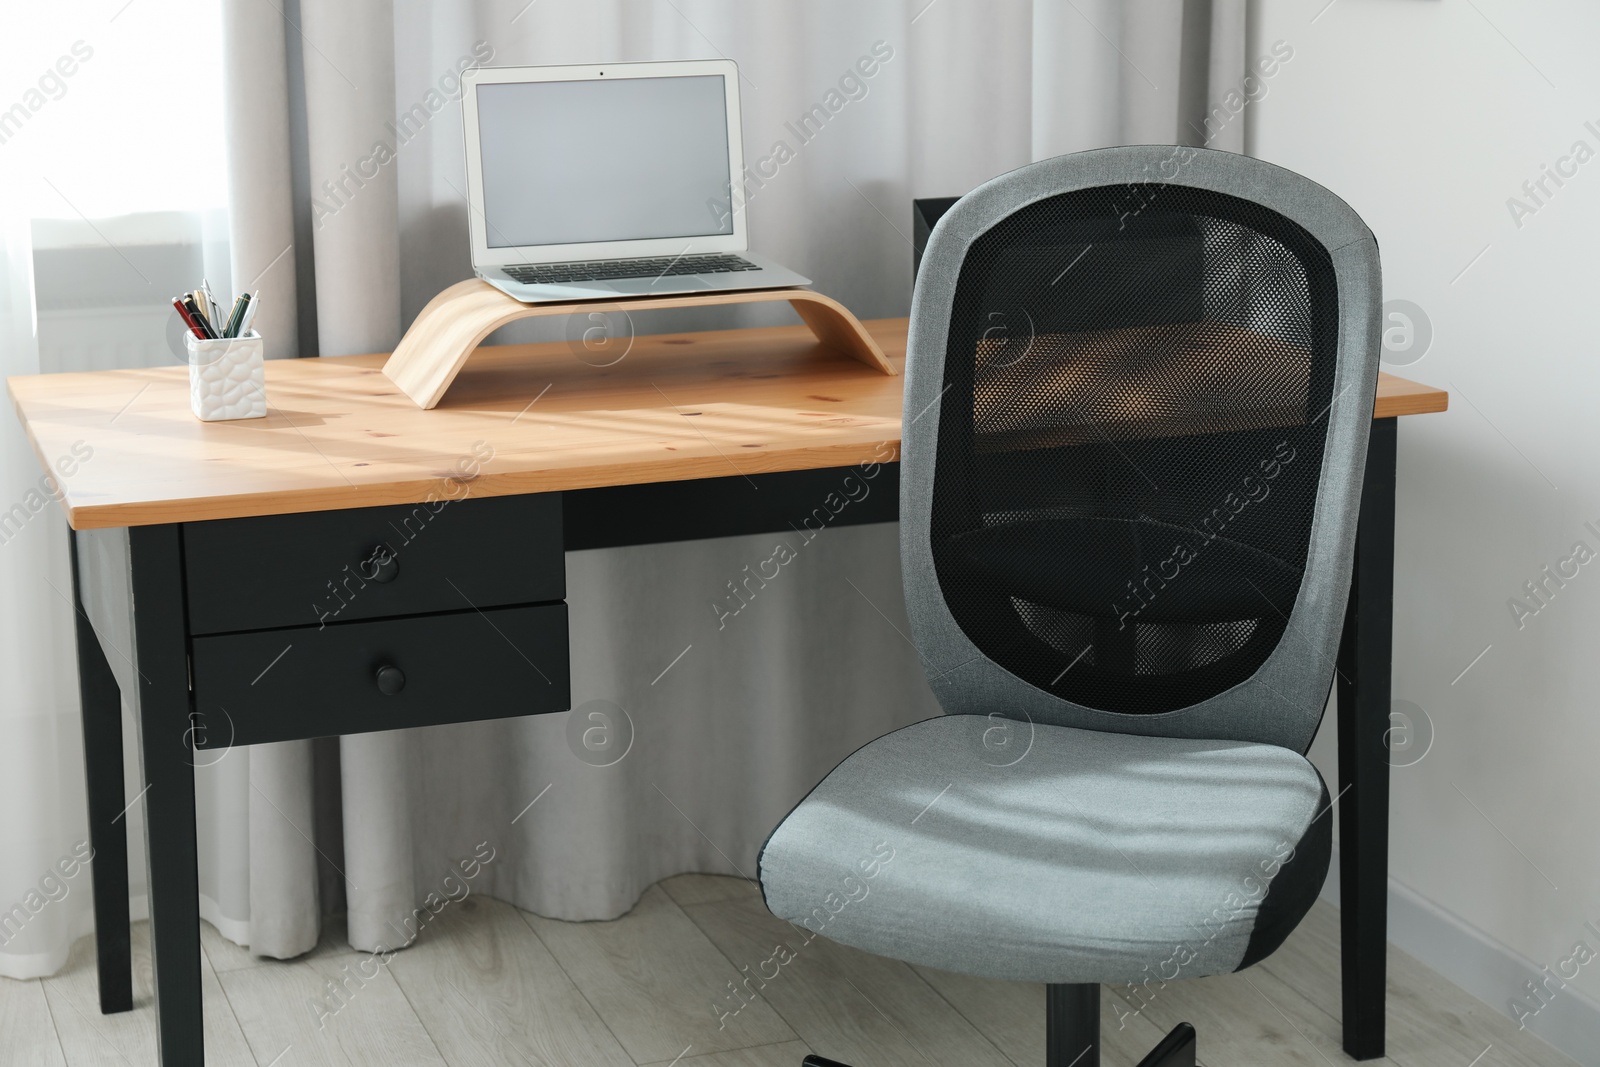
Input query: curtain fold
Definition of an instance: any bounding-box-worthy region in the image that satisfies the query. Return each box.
[0,180,93,981]
[220,0,302,361]
[301,0,404,358]
[2,0,1256,978]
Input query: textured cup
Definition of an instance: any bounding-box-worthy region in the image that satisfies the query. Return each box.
[187,332,267,421]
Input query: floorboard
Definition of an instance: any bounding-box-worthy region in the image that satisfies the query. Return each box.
[679,888,1013,1067]
[638,1043,816,1067]
[0,977,67,1067]
[218,944,445,1066]
[1260,901,1575,1067]
[387,895,633,1067]
[5,886,1582,1067]
[910,964,1173,1067]
[43,920,255,1067]
[520,884,797,1064]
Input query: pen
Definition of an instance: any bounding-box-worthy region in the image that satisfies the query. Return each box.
[190,289,211,333]
[222,292,250,338]
[235,291,260,337]
[171,296,207,340]
[201,279,221,328]
[183,294,217,339]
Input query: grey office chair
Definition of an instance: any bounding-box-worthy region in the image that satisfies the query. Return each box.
[759,146,1382,1067]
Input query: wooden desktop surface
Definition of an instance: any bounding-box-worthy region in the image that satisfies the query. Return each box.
[7,317,1448,531]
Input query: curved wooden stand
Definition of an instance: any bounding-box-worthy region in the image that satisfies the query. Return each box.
[382,279,895,409]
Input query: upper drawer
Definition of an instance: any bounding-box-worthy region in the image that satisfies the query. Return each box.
[183,494,563,635]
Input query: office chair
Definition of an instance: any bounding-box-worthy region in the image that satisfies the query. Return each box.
[759,145,1382,1067]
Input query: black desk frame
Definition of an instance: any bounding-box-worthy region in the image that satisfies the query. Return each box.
[67,424,1395,1065]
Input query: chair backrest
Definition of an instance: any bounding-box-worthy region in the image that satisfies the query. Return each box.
[901,146,1381,753]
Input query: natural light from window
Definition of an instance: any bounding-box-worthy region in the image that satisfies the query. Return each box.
[1,0,225,221]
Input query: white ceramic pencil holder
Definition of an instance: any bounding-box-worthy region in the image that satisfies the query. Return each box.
[186,332,266,422]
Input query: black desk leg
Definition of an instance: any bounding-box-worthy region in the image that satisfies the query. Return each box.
[127,525,204,1066]
[69,533,133,1014]
[1337,416,1396,1060]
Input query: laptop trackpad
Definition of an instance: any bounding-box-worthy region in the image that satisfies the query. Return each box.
[601,276,713,296]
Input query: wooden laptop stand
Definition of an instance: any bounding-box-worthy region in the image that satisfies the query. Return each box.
[382,279,896,408]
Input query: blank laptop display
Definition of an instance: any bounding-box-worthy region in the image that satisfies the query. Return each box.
[475,74,734,248]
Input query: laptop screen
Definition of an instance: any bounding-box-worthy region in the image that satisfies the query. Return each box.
[474,74,735,249]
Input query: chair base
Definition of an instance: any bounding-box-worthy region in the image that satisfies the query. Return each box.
[798,1001,1196,1067]
[1135,1022,1197,1067]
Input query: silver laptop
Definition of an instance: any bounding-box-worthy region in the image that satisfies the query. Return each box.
[461,60,810,303]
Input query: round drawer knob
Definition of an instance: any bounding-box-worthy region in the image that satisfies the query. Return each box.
[375,665,406,696]
[364,545,399,584]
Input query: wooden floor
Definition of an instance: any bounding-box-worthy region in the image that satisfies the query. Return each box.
[2,876,1577,1067]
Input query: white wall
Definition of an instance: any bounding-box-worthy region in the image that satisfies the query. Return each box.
[1251,0,1600,1058]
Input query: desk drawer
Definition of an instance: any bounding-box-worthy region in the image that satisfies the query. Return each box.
[183,494,563,635]
[190,603,570,746]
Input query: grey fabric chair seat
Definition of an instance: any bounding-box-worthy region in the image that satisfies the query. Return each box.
[759,714,1331,985]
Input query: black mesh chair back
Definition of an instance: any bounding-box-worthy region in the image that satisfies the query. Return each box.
[902,147,1382,752]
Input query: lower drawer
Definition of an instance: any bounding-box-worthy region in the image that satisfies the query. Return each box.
[189,604,569,747]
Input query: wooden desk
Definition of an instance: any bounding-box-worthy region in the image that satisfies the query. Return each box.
[10,317,1439,529]
[7,317,1446,1066]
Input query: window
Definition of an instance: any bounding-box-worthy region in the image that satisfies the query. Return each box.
[3,2,228,372]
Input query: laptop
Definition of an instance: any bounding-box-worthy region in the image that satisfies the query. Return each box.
[460,60,811,303]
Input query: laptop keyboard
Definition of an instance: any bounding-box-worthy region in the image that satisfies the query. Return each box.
[504,254,761,285]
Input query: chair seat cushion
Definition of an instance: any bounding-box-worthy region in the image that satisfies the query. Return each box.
[758,715,1330,984]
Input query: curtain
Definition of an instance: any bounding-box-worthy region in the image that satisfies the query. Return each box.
[2,0,1251,977]
[0,155,95,982]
